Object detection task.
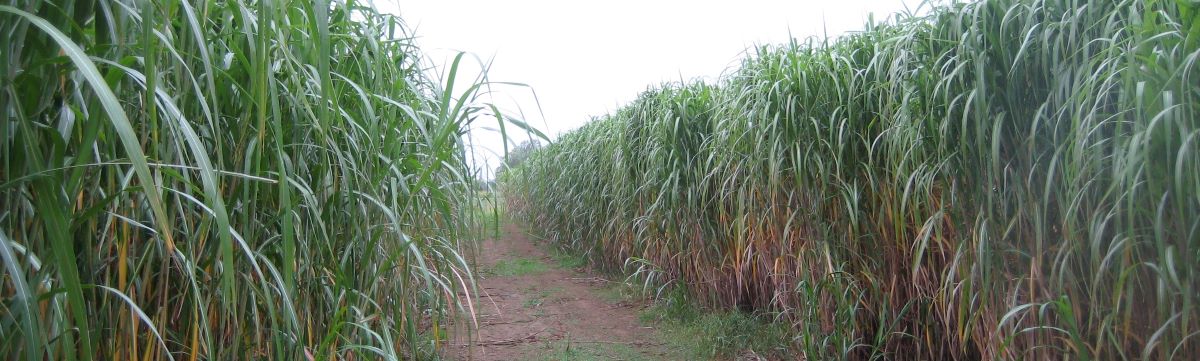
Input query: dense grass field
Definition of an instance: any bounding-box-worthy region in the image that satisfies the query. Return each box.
[0,0,525,359]
[503,0,1200,359]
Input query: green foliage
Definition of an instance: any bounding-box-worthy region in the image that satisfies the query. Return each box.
[472,192,504,238]
[640,288,791,359]
[533,341,650,361]
[495,139,543,180]
[504,0,1200,359]
[0,0,534,359]
[551,247,590,269]
[489,258,550,277]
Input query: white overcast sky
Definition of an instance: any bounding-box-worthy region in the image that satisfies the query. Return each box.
[372,0,925,179]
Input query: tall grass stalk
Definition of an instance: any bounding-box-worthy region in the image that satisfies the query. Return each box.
[0,0,527,359]
[503,0,1199,359]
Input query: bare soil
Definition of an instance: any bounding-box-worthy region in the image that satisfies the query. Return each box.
[446,223,680,360]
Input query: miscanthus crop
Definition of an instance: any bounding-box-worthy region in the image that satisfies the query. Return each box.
[503,0,1200,359]
[0,0,525,359]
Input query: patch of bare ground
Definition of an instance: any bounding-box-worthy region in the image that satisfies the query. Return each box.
[446,223,682,360]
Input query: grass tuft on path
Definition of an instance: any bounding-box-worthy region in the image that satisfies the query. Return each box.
[533,340,652,361]
[489,258,550,277]
[638,289,792,359]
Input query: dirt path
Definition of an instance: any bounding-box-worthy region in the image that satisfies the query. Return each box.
[448,222,680,360]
